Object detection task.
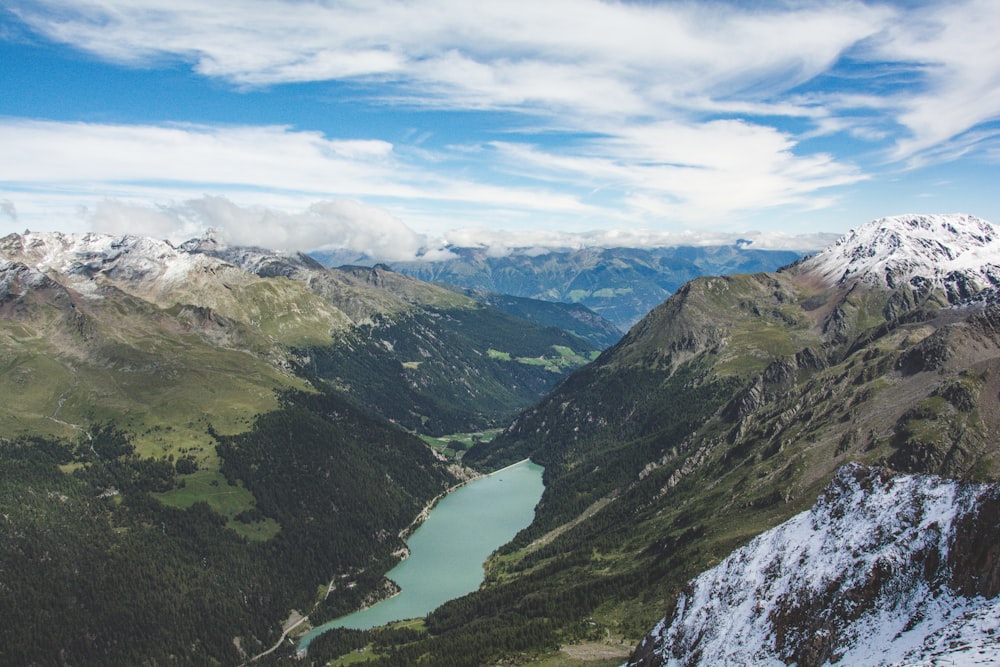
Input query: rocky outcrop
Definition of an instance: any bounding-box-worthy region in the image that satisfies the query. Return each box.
[626,464,1000,667]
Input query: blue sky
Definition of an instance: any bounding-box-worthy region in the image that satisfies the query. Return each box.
[2,0,999,258]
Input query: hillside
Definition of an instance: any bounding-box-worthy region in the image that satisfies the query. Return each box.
[310,214,1000,666]
[0,232,598,441]
[449,287,624,349]
[0,230,598,665]
[353,244,804,331]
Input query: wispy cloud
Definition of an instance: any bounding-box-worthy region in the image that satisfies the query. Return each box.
[0,119,589,224]
[3,0,1000,237]
[864,0,1000,163]
[8,0,885,110]
[0,116,856,232]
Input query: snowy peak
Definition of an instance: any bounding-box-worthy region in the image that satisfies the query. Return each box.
[627,464,1000,667]
[0,232,274,307]
[799,214,1000,300]
[0,230,233,300]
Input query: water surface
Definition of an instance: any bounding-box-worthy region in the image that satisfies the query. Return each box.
[299,459,544,651]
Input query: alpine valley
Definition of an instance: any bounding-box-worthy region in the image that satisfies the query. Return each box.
[3,213,1000,667]
[0,229,600,665]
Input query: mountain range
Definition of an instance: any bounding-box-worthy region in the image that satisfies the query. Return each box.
[0,231,600,442]
[316,243,804,331]
[0,229,600,664]
[3,213,1000,666]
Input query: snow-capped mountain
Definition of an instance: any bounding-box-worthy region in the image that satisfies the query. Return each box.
[627,464,1000,667]
[0,230,245,305]
[798,214,1000,301]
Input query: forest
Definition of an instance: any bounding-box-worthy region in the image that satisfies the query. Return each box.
[0,388,455,666]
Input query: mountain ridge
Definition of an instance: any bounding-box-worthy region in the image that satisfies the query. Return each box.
[798,213,1000,297]
[409,212,1000,667]
[0,229,599,439]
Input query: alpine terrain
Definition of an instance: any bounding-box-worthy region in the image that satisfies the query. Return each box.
[314,213,1000,667]
[4,214,1000,666]
[627,464,1000,666]
[0,230,597,665]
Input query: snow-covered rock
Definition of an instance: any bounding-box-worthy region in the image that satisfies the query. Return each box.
[0,230,248,305]
[627,464,1000,667]
[799,214,1000,301]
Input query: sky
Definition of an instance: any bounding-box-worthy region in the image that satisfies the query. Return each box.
[2,0,1000,259]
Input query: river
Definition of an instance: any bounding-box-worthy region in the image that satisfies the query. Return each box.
[298,459,545,652]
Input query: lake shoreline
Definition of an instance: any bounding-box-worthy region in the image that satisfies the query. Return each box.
[296,458,543,654]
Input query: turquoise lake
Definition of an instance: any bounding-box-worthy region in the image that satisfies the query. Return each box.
[299,459,545,652]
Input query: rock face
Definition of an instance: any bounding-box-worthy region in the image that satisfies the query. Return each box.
[627,464,1000,667]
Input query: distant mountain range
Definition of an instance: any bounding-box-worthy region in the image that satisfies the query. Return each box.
[315,243,805,331]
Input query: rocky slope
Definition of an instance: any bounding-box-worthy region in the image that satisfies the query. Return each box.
[627,464,1000,667]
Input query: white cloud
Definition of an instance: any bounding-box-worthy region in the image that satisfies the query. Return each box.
[10,0,887,120]
[489,118,867,223]
[0,116,859,234]
[89,196,432,260]
[81,195,833,261]
[0,200,16,221]
[438,225,836,255]
[0,119,593,227]
[858,0,1000,162]
[5,0,1000,237]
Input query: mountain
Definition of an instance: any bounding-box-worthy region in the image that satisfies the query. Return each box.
[328,244,805,331]
[627,464,1000,667]
[0,231,599,439]
[7,214,1000,666]
[315,214,1000,666]
[801,212,1000,297]
[0,230,602,665]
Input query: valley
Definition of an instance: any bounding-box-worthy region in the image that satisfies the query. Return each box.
[3,214,1000,666]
